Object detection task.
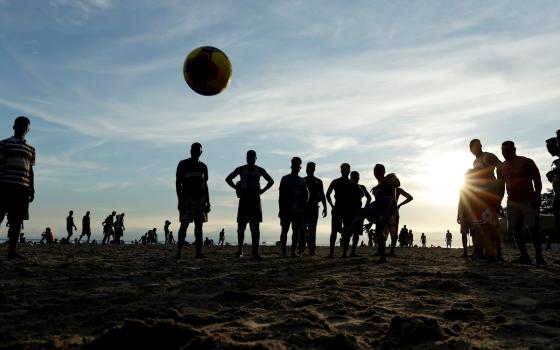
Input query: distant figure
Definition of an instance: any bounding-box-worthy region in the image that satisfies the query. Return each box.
[102,211,116,244]
[113,213,125,244]
[79,211,91,243]
[326,163,362,259]
[398,225,408,247]
[148,228,157,244]
[168,231,175,244]
[0,117,35,259]
[446,230,452,248]
[40,227,54,244]
[348,171,371,257]
[204,237,214,247]
[278,157,309,258]
[469,139,502,261]
[457,170,474,257]
[367,228,374,247]
[226,150,274,260]
[19,232,25,243]
[546,132,560,242]
[421,232,427,248]
[66,210,77,241]
[302,162,327,256]
[164,220,171,244]
[408,229,414,247]
[218,228,225,246]
[497,141,544,265]
[176,142,210,259]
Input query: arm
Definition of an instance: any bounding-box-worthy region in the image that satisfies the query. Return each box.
[260,169,274,194]
[319,180,327,217]
[176,162,183,204]
[531,160,542,209]
[362,185,372,205]
[496,165,505,203]
[29,166,35,203]
[225,167,240,190]
[204,164,211,212]
[396,188,413,209]
[326,181,335,208]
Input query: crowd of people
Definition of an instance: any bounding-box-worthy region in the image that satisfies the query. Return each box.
[1,116,559,265]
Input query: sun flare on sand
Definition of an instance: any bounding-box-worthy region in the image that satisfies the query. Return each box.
[416,151,473,205]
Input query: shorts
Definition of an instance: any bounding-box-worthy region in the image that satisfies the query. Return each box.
[237,196,262,223]
[331,207,356,234]
[385,211,399,238]
[0,184,30,223]
[82,227,91,236]
[180,196,209,224]
[364,197,396,224]
[506,200,537,230]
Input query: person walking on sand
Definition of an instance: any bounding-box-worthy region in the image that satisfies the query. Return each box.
[278,157,309,257]
[102,211,116,244]
[113,213,125,244]
[421,232,427,248]
[226,150,274,260]
[348,171,370,257]
[66,210,77,242]
[0,116,36,259]
[218,228,225,246]
[302,162,327,256]
[78,211,91,243]
[176,142,211,259]
[446,230,452,248]
[497,141,545,265]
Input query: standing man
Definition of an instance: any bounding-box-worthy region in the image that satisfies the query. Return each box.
[66,210,77,242]
[79,211,91,243]
[546,132,560,243]
[176,142,210,259]
[278,157,308,257]
[226,150,274,260]
[348,171,370,257]
[446,230,452,248]
[386,187,413,256]
[302,162,327,256]
[0,116,35,259]
[325,163,362,259]
[102,211,116,244]
[218,228,225,246]
[421,232,427,248]
[457,169,474,257]
[164,220,171,244]
[497,141,545,265]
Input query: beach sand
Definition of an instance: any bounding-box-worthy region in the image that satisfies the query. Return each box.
[1,244,559,349]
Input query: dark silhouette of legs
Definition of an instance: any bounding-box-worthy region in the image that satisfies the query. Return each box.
[305,207,319,255]
[249,222,260,257]
[177,221,189,258]
[237,222,247,256]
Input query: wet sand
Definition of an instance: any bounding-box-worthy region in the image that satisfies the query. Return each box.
[1,244,559,350]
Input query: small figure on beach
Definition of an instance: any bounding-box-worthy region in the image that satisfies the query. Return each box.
[176,142,210,259]
[40,227,54,244]
[218,228,225,246]
[79,211,91,243]
[102,211,116,244]
[302,162,327,256]
[164,220,171,244]
[399,225,408,247]
[278,157,308,258]
[0,116,35,259]
[66,210,77,242]
[113,213,125,244]
[421,232,427,247]
[497,141,544,265]
[446,230,452,248]
[407,229,414,247]
[226,150,274,260]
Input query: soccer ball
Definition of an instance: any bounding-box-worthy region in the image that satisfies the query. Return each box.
[183,46,232,96]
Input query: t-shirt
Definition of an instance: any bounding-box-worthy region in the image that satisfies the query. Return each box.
[497,156,540,202]
[0,136,36,188]
[234,165,268,198]
[279,173,308,215]
[176,158,208,200]
[304,176,325,207]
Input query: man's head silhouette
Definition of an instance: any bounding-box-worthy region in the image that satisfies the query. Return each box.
[340,163,350,178]
[246,150,257,165]
[501,141,516,161]
[374,164,385,181]
[306,162,316,177]
[469,139,482,157]
[191,142,202,160]
[13,116,30,140]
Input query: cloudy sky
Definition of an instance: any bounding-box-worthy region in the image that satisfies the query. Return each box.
[1,0,559,244]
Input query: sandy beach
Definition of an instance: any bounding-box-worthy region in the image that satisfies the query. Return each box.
[1,244,559,350]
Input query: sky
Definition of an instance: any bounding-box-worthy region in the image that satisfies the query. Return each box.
[1,0,559,245]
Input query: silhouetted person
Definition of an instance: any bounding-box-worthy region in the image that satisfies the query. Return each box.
[66,210,77,241]
[325,163,362,259]
[457,169,474,257]
[113,213,125,244]
[408,229,414,247]
[348,171,370,257]
[0,116,35,259]
[168,231,175,244]
[497,141,544,265]
[40,227,54,244]
[469,139,502,261]
[164,220,171,244]
[399,225,408,247]
[546,132,560,242]
[79,211,91,243]
[301,162,327,256]
[19,232,25,243]
[226,150,274,260]
[386,187,413,256]
[446,230,452,248]
[218,228,225,246]
[352,164,400,262]
[421,232,427,248]
[176,142,210,259]
[102,211,116,244]
[278,157,308,257]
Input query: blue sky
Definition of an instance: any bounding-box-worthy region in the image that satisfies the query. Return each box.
[1,0,559,244]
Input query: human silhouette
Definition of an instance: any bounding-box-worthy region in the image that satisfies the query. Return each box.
[399,225,408,247]
[102,211,116,244]
[176,142,210,259]
[385,187,413,256]
[113,213,125,244]
[469,139,502,261]
[168,231,175,244]
[457,169,475,257]
[278,157,309,257]
[408,229,414,247]
[446,230,452,248]
[348,171,370,257]
[225,150,274,260]
[40,227,54,244]
[421,232,427,248]
[164,220,171,244]
[497,141,544,265]
[19,232,26,243]
[302,162,327,256]
[218,228,225,246]
[325,163,362,259]
[0,116,35,259]
[546,132,560,242]
[78,211,91,243]
[66,210,77,241]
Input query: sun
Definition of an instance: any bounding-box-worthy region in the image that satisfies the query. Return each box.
[418,151,473,205]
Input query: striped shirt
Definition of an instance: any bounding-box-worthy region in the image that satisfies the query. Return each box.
[0,136,36,188]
